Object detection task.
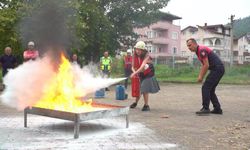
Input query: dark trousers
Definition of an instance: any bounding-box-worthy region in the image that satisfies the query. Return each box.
[124,68,132,89]
[202,66,225,109]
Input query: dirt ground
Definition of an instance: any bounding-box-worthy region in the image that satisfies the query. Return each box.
[104,83,250,149]
[1,83,250,149]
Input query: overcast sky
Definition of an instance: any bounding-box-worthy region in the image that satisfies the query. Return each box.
[162,0,250,29]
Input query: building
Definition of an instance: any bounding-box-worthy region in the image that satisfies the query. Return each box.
[232,16,250,64]
[133,12,181,64]
[181,19,250,65]
[181,24,232,64]
[234,33,250,64]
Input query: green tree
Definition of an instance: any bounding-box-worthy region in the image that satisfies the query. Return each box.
[0,0,23,62]
[0,0,170,64]
[75,0,170,62]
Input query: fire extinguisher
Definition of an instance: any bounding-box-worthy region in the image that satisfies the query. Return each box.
[131,75,140,97]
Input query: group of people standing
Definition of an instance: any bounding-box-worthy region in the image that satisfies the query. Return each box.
[99,41,160,111]
[122,39,224,115]
[0,41,39,90]
[123,41,160,111]
[1,39,225,115]
[0,41,39,78]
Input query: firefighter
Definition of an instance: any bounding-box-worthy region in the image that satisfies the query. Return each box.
[186,38,224,115]
[100,51,112,91]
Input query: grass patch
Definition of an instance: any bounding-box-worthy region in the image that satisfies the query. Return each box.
[1,59,249,85]
[111,59,250,85]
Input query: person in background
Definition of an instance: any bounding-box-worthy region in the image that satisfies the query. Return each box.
[23,41,39,61]
[0,47,17,77]
[71,53,80,66]
[0,47,18,90]
[186,38,224,115]
[123,49,133,89]
[100,51,112,91]
[130,41,160,111]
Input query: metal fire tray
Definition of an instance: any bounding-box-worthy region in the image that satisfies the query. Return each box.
[24,103,129,139]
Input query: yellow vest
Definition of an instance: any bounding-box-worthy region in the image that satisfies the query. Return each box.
[101,56,112,71]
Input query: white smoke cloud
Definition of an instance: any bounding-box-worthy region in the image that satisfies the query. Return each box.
[0,56,125,111]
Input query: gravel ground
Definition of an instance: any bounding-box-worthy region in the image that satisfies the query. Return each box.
[0,83,250,149]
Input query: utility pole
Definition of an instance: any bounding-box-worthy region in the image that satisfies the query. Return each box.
[229,15,235,67]
[172,48,176,69]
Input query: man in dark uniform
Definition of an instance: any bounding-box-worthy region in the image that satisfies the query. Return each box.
[186,38,225,115]
[0,47,17,77]
[0,47,17,91]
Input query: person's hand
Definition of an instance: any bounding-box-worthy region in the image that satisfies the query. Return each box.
[130,72,136,78]
[197,76,203,83]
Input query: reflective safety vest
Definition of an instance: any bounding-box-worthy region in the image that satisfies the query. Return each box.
[101,56,112,71]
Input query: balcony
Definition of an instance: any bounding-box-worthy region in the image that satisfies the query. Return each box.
[149,52,171,58]
[151,22,171,30]
[151,37,170,45]
[209,45,224,51]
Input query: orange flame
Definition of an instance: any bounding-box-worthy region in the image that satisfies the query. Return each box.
[34,54,94,113]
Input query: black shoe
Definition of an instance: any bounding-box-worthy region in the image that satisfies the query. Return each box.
[142,105,150,111]
[196,108,210,115]
[211,108,223,114]
[130,102,137,108]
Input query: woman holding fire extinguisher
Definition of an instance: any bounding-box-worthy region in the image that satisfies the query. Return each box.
[130,41,160,111]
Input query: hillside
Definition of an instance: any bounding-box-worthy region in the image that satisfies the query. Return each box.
[233,15,250,39]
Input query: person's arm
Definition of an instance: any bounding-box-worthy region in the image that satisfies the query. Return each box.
[13,56,18,67]
[0,57,3,68]
[99,57,102,69]
[35,50,39,58]
[198,58,209,82]
[109,57,112,72]
[23,51,27,59]
[130,55,150,78]
[131,55,136,73]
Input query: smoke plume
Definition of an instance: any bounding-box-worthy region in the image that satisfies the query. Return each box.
[18,0,77,60]
[0,57,125,110]
[0,1,126,110]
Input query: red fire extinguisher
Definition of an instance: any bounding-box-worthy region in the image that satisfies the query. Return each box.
[131,75,140,97]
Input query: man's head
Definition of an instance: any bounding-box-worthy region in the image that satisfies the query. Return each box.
[72,54,77,61]
[186,38,198,52]
[4,47,12,55]
[127,49,132,56]
[104,51,109,58]
[28,41,35,50]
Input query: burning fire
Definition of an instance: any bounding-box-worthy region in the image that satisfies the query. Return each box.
[34,54,95,113]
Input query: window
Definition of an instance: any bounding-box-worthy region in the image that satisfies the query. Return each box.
[147,45,152,53]
[158,47,162,53]
[196,39,200,44]
[203,39,213,46]
[147,31,152,38]
[215,39,221,46]
[158,32,163,37]
[173,47,177,54]
[152,46,156,53]
[172,32,178,40]
[181,51,186,56]
[217,28,222,33]
[147,31,157,38]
